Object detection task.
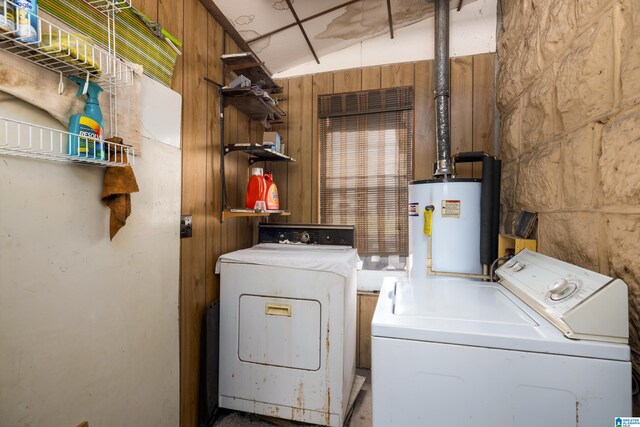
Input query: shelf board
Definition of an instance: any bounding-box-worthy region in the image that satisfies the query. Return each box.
[222,87,285,122]
[220,52,282,94]
[222,209,290,221]
[224,143,295,164]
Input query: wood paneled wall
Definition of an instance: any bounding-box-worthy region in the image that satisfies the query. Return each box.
[264,54,497,223]
[133,1,256,426]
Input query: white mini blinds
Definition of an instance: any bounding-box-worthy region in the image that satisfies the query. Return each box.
[318,87,413,256]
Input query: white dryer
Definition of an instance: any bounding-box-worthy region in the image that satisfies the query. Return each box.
[216,224,359,427]
[372,250,631,426]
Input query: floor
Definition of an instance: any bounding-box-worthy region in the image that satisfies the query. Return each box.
[213,369,372,427]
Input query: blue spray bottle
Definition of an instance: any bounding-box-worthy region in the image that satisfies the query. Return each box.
[68,76,105,160]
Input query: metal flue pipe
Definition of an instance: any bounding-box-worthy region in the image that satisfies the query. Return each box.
[433,0,453,177]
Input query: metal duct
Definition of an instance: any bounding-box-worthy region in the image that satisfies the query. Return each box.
[433,0,453,176]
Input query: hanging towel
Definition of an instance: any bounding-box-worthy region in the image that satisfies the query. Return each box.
[101,138,139,240]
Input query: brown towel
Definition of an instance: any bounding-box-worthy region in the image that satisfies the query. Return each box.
[101,138,139,240]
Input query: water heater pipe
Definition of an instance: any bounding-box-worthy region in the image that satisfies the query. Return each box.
[433,0,454,177]
[426,232,491,280]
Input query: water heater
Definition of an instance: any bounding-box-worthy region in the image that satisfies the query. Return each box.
[409,179,482,278]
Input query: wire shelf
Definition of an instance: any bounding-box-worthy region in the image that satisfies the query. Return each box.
[0,0,135,94]
[0,117,134,167]
[84,0,132,14]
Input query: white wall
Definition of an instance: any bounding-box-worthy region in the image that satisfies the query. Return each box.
[0,82,181,426]
[274,0,497,78]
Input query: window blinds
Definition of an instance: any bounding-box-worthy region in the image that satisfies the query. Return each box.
[318,87,413,256]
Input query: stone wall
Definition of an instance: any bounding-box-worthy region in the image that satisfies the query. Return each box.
[497,0,640,376]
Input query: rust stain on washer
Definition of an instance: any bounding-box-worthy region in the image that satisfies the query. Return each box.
[325,297,331,425]
[297,380,305,409]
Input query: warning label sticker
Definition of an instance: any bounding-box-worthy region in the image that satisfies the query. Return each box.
[441,200,461,218]
[408,203,419,216]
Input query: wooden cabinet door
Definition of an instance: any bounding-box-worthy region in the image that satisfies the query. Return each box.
[356,292,379,369]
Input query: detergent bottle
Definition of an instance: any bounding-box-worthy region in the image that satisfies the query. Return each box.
[263,173,279,210]
[68,76,105,160]
[246,167,267,209]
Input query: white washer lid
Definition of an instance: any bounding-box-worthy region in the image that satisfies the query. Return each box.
[372,277,630,361]
[215,243,359,278]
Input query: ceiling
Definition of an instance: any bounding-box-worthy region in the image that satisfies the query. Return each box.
[210,0,480,74]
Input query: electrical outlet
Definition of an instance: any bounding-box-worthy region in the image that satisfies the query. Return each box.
[181,215,192,238]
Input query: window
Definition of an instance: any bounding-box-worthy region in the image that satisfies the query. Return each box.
[318,87,413,265]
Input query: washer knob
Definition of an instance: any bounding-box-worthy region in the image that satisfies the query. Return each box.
[549,278,577,301]
[300,232,310,243]
[513,262,526,272]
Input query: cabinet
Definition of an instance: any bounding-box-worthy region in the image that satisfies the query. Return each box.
[357,291,379,369]
[216,52,294,222]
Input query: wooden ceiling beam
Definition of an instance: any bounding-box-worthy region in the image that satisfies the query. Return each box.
[246,0,362,44]
[285,0,320,64]
[386,0,394,39]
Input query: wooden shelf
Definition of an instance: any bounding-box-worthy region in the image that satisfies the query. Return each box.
[222,87,285,123]
[222,209,290,221]
[224,143,295,164]
[220,52,282,94]
[219,52,288,222]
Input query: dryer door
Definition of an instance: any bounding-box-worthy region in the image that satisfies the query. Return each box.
[238,295,321,370]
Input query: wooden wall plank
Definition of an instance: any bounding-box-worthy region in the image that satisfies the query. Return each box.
[158,0,183,93]
[413,60,435,180]
[450,56,474,178]
[134,0,158,20]
[312,73,334,223]
[179,0,209,425]
[333,68,361,93]
[205,15,224,305]
[473,53,496,178]
[286,75,314,223]
[381,62,415,88]
[361,66,381,90]
[269,80,289,223]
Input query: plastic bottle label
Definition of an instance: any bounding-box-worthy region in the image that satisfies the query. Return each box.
[77,116,104,158]
[423,206,434,236]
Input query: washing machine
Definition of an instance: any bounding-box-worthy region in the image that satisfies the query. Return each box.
[216,224,359,427]
[371,249,631,426]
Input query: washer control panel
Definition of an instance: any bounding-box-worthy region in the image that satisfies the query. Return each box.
[496,249,628,343]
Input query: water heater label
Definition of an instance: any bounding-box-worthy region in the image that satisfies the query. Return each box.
[441,200,461,218]
[408,203,419,216]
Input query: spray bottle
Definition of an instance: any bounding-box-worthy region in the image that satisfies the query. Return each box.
[68,76,105,160]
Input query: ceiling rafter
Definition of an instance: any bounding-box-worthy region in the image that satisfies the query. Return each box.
[386,0,394,39]
[246,0,363,44]
[285,0,320,64]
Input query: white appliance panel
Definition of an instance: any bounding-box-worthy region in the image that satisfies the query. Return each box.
[238,295,321,370]
[496,249,629,342]
[372,336,631,427]
[409,180,482,278]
